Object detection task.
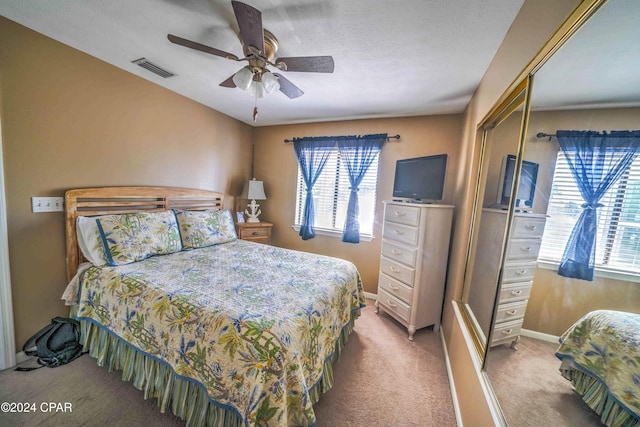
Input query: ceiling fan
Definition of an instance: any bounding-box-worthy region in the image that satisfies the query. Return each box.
[167,0,335,101]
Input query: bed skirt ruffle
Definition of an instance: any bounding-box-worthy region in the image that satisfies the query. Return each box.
[560,366,640,427]
[77,308,360,427]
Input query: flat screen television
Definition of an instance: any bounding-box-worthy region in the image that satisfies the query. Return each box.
[392,154,447,202]
[497,154,539,209]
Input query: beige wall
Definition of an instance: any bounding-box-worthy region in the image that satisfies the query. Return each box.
[521,107,640,336]
[0,2,605,425]
[0,17,254,349]
[441,0,581,425]
[253,115,462,294]
[526,269,639,336]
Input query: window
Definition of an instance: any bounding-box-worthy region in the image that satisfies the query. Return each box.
[539,151,640,276]
[294,148,380,238]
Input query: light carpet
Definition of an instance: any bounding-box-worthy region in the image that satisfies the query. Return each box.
[0,300,456,426]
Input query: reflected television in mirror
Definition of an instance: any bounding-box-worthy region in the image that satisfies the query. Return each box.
[497,154,539,209]
[392,154,448,203]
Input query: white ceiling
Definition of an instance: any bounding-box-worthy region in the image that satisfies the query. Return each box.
[531,0,640,111]
[0,0,526,126]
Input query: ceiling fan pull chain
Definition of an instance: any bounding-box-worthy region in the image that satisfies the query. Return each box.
[253,96,259,122]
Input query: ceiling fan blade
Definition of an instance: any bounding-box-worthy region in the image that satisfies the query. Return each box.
[232,0,264,54]
[274,74,304,99]
[275,56,334,73]
[168,34,239,60]
[219,75,237,88]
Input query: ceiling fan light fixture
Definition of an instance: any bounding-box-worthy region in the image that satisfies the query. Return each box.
[248,80,266,98]
[261,70,280,94]
[232,66,254,90]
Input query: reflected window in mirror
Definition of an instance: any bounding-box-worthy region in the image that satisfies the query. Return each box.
[539,131,640,280]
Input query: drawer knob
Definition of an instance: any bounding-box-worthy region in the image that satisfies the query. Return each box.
[389,266,401,273]
[391,249,403,255]
[506,310,517,316]
[525,225,537,231]
[388,283,399,291]
[387,299,397,308]
[516,269,527,275]
[521,246,532,252]
[502,329,513,335]
[252,231,260,236]
[510,290,523,296]
[393,211,406,217]
[393,229,405,235]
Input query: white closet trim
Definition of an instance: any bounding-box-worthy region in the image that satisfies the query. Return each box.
[0,120,16,370]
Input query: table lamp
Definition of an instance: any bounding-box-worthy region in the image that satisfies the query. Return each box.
[241,178,267,223]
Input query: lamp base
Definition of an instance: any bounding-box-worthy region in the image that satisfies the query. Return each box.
[245,199,262,223]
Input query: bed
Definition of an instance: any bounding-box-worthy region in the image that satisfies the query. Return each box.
[61,186,365,426]
[555,310,640,427]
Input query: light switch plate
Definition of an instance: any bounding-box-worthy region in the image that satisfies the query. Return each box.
[32,197,64,213]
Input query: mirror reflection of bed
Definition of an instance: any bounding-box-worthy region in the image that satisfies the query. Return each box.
[484,0,640,425]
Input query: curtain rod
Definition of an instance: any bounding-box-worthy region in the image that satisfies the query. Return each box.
[283,134,400,143]
[536,132,556,141]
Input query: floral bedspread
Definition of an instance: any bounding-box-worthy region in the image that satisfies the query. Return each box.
[74,239,365,426]
[555,310,640,419]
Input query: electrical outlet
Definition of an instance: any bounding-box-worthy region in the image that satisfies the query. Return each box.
[32,197,64,213]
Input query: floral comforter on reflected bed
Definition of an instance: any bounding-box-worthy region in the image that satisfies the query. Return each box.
[75,239,365,426]
[556,310,640,424]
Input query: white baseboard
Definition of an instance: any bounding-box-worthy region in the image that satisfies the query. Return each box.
[363,291,377,300]
[520,328,559,343]
[440,328,463,427]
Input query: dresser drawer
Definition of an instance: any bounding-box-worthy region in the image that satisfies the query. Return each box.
[502,261,536,283]
[491,319,523,345]
[381,240,417,267]
[498,282,532,304]
[511,215,546,239]
[384,203,421,227]
[495,300,528,323]
[378,289,411,324]
[505,238,542,261]
[383,222,419,246]
[378,272,413,305]
[239,227,270,239]
[380,257,415,286]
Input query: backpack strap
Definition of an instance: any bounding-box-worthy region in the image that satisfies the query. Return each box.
[15,364,44,372]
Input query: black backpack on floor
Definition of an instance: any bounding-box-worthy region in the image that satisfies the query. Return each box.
[16,317,83,371]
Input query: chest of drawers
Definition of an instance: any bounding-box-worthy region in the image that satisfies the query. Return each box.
[491,212,546,348]
[469,209,546,348]
[375,201,454,340]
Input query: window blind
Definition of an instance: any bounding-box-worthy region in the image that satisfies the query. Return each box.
[539,151,640,274]
[294,149,380,237]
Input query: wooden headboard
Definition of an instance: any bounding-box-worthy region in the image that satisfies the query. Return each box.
[65,186,224,280]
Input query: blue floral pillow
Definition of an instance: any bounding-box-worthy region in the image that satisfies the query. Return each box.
[174,209,237,249]
[96,211,182,266]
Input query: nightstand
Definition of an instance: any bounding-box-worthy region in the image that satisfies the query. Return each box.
[236,222,273,245]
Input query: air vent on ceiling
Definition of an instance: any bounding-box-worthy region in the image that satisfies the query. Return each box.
[131,58,175,78]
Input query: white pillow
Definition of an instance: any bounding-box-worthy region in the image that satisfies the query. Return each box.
[76,216,109,266]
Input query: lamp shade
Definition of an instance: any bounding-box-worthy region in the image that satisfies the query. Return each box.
[241,179,266,200]
[248,80,265,98]
[261,70,280,94]
[232,66,254,91]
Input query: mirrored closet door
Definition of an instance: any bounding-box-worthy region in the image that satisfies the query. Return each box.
[482,0,640,424]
